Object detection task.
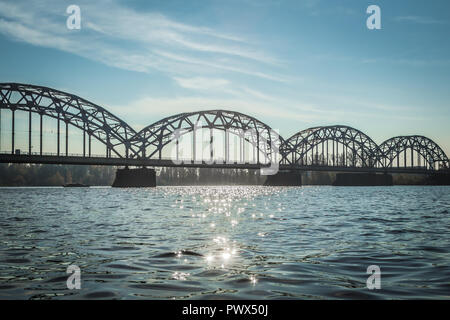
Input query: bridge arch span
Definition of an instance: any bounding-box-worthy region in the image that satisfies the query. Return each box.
[379,135,449,170]
[281,125,384,168]
[2,82,448,173]
[0,83,139,158]
[129,110,283,164]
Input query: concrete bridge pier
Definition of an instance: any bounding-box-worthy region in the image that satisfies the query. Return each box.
[112,167,156,187]
[263,170,302,186]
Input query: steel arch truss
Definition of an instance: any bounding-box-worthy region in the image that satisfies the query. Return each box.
[129,110,283,162]
[379,136,449,170]
[282,125,384,167]
[0,83,139,157]
[1,83,448,172]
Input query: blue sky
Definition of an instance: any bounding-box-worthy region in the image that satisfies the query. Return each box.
[0,0,449,154]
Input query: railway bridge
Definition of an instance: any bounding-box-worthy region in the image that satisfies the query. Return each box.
[0,83,448,186]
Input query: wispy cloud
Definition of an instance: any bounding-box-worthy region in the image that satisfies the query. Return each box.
[108,95,324,128]
[394,15,447,25]
[153,50,288,82]
[107,91,428,139]
[315,53,450,69]
[360,56,450,68]
[174,77,230,91]
[0,0,283,81]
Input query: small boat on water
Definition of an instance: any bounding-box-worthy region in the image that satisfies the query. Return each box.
[63,183,90,188]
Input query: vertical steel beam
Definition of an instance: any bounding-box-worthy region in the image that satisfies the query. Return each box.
[142,137,146,159]
[65,121,68,156]
[336,141,339,166]
[210,127,213,161]
[253,143,256,164]
[57,115,60,156]
[396,153,399,168]
[28,110,32,155]
[106,135,110,158]
[176,136,179,161]
[256,131,260,164]
[11,110,15,154]
[344,145,347,167]
[332,140,335,166]
[83,123,86,157]
[192,129,196,162]
[239,133,242,163]
[224,129,228,163]
[88,134,91,157]
[322,141,324,165]
[361,150,365,167]
[236,135,239,164]
[240,132,244,163]
[316,141,319,165]
[353,141,356,167]
[292,148,295,165]
[404,148,407,167]
[158,130,162,160]
[40,114,43,155]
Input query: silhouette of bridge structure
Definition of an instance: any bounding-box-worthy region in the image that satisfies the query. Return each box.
[0,83,448,185]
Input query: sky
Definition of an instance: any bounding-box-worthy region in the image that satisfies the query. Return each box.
[0,0,449,155]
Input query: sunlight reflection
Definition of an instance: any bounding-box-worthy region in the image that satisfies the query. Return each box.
[205,236,240,268]
[222,252,231,260]
[205,255,214,263]
[172,272,190,281]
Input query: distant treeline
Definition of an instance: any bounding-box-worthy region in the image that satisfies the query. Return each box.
[0,163,116,186]
[2,164,441,186]
[0,164,267,186]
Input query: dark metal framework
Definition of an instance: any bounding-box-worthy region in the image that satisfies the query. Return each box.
[129,110,282,163]
[0,83,139,158]
[0,83,448,171]
[379,135,449,170]
[281,125,384,167]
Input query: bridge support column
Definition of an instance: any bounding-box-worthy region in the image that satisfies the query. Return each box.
[112,167,156,187]
[263,170,302,186]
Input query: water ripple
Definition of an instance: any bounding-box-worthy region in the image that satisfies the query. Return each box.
[0,185,449,299]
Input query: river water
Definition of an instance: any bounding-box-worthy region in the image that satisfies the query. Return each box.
[0,186,449,299]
